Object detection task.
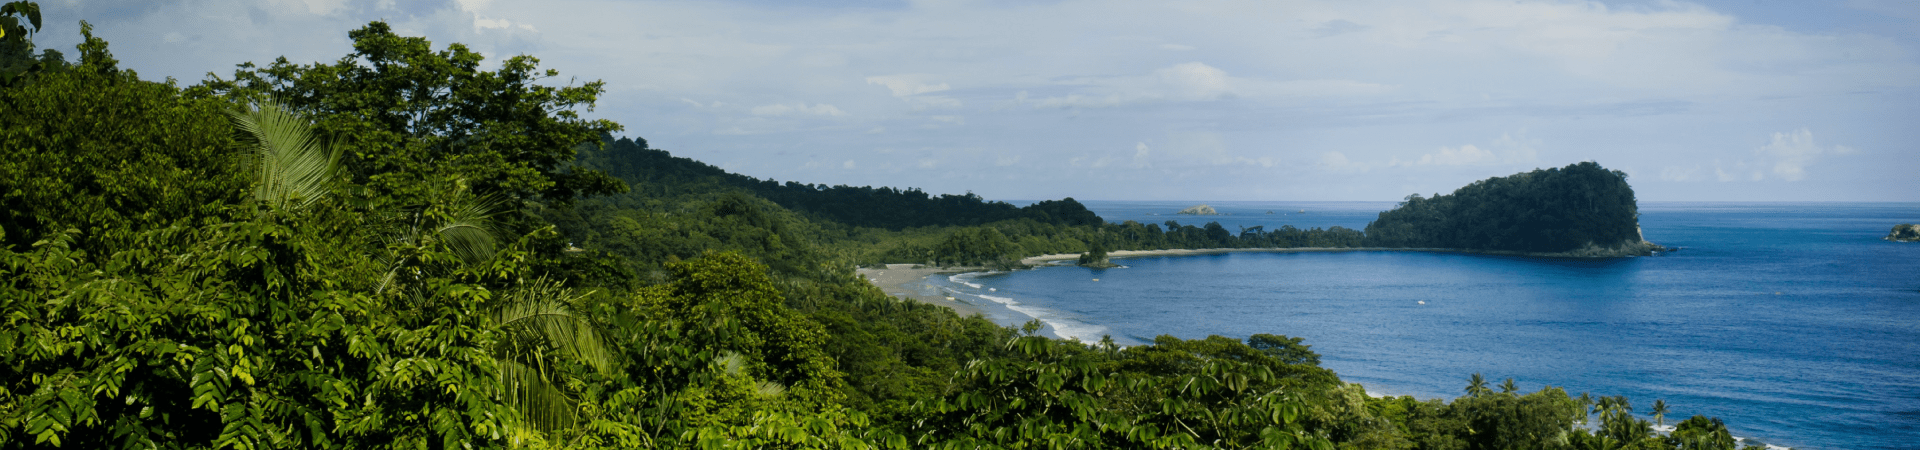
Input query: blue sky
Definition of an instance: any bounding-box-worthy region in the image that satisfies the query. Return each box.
[30,0,1920,202]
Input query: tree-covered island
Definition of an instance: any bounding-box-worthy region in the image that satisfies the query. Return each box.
[0,7,1771,449]
[1364,162,1665,257]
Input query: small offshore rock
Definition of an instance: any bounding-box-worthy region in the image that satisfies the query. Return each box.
[1888,223,1920,242]
[1177,204,1218,215]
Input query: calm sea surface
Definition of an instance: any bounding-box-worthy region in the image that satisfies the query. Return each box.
[934,201,1920,450]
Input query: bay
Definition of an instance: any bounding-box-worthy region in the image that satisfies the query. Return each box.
[931,201,1920,450]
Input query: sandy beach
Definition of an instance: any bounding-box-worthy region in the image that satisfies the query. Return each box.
[855,264,989,317]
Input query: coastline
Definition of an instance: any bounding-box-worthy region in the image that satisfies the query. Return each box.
[855,264,989,318]
[862,243,1668,329]
[1019,247,1430,265]
[1019,242,1665,265]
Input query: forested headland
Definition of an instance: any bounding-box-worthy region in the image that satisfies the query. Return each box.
[1363,162,1662,256]
[0,7,1763,449]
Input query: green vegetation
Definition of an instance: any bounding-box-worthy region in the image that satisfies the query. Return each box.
[1364,162,1652,255]
[0,8,1766,449]
[1887,224,1918,242]
[1077,241,1116,268]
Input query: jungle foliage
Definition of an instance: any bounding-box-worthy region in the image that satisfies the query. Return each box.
[1,10,1767,449]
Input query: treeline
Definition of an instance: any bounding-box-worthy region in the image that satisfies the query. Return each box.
[576,136,1102,230]
[859,219,1366,268]
[1364,161,1644,253]
[0,9,1767,449]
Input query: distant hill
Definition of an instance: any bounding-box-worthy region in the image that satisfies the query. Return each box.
[1363,162,1658,256]
[574,136,1102,230]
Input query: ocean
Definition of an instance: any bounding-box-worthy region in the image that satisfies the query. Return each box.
[928,201,1920,450]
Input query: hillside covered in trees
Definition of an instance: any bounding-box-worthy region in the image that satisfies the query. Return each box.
[576,136,1102,230]
[1364,162,1660,256]
[0,7,1758,449]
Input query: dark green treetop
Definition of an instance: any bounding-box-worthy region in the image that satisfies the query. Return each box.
[194,21,625,208]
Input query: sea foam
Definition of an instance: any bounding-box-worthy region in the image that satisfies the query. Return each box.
[949,273,985,289]
[974,294,1108,343]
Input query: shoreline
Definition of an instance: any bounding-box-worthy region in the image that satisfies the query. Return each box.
[855,264,990,318]
[1019,247,1432,265]
[1020,243,1666,265]
[862,244,1667,318]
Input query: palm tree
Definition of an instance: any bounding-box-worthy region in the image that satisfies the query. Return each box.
[491,278,614,434]
[1466,373,1490,397]
[1577,392,1596,425]
[373,179,504,295]
[227,102,342,212]
[1499,377,1519,394]
[1651,399,1669,427]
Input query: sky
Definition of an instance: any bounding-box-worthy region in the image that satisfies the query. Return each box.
[27,0,1920,202]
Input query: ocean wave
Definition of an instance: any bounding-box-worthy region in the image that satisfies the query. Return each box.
[949,273,984,289]
[973,294,1108,343]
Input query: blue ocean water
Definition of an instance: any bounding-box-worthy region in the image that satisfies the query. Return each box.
[938,201,1920,450]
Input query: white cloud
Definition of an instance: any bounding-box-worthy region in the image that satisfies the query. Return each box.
[1407,144,1497,166]
[866,75,962,109]
[1754,128,1838,181]
[750,103,848,117]
[1701,128,1856,182]
[1026,62,1235,108]
[271,0,351,16]
[473,17,511,30]
[1391,132,1538,167]
[865,75,950,97]
[1133,142,1152,168]
[1318,151,1369,173]
[1489,132,1539,163]
[1660,165,1702,182]
[1309,19,1367,38]
[1156,62,1235,101]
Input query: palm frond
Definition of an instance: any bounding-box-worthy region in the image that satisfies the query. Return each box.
[433,189,503,267]
[498,359,577,434]
[752,380,787,398]
[712,352,785,398]
[714,352,747,376]
[228,102,341,211]
[438,221,498,268]
[493,279,613,374]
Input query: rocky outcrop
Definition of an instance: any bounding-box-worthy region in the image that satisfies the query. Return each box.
[1532,240,1667,257]
[1177,204,1218,215]
[1889,224,1920,242]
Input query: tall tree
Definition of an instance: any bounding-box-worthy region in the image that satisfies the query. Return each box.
[197,21,626,210]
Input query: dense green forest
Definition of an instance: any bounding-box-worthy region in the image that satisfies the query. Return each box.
[1363,162,1652,254]
[561,136,1368,269]
[1,7,1763,449]
[576,136,1102,230]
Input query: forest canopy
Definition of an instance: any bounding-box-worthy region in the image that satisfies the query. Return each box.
[0,9,1752,449]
